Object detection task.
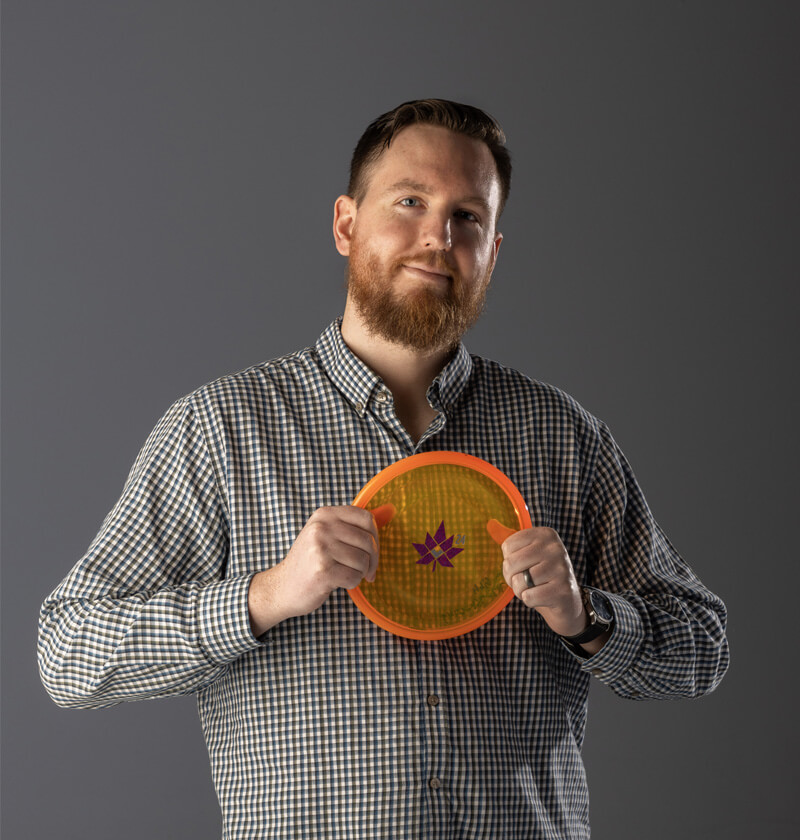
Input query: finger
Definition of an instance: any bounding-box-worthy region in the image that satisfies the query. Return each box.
[371,503,396,530]
[324,548,373,595]
[510,554,566,594]
[510,568,536,598]
[365,506,393,582]
[327,505,380,536]
[501,526,559,551]
[503,537,567,578]
[517,579,568,611]
[516,557,569,593]
[331,561,371,593]
[487,518,517,545]
[500,531,543,568]
[320,506,380,554]
[357,531,379,584]
[503,548,548,581]
[366,539,379,583]
[333,528,378,570]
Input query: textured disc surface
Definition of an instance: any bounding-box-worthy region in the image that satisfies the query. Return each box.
[349,452,531,640]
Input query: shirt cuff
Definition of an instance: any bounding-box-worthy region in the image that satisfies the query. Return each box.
[197,574,263,664]
[564,590,644,685]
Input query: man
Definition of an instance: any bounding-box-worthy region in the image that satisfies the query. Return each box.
[39,100,729,839]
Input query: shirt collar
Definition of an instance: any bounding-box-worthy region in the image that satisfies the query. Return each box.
[315,318,473,417]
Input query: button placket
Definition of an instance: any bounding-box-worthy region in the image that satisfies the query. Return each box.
[417,643,449,817]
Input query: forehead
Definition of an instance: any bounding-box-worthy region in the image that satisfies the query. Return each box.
[361,124,501,212]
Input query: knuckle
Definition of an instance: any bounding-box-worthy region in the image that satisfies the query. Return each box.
[306,520,328,541]
[305,512,330,535]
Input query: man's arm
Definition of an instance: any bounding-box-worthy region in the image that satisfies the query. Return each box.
[37,398,256,708]
[572,423,730,699]
[502,419,728,700]
[38,397,380,709]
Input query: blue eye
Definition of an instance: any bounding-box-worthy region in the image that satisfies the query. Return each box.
[400,198,419,207]
[456,210,479,223]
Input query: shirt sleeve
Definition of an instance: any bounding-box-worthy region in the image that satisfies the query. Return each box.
[38,397,262,709]
[574,422,730,700]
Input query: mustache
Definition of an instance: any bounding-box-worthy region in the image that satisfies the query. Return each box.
[393,252,460,282]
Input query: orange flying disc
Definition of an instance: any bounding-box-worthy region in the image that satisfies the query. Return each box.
[348,451,531,640]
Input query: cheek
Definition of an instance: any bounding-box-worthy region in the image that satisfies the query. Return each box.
[390,219,420,249]
[476,238,499,274]
[458,242,491,277]
[381,214,420,246]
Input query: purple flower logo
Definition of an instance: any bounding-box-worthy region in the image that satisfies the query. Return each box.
[413,521,465,571]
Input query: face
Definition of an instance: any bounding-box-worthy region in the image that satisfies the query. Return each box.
[335,124,503,353]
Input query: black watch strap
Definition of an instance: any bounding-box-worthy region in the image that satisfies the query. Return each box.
[560,588,614,653]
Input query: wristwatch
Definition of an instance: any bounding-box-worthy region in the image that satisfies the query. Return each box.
[560,588,614,655]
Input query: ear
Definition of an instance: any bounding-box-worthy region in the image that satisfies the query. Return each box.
[489,231,503,274]
[333,195,357,257]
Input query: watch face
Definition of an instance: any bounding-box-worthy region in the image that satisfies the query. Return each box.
[587,590,614,624]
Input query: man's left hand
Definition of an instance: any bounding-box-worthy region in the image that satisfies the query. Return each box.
[501,527,587,638]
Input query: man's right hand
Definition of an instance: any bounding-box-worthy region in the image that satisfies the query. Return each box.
[247,506,379,637]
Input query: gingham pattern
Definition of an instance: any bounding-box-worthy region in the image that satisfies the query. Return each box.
[39,319,729,839]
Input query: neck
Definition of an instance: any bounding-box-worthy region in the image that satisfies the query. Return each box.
[341,301,455,442]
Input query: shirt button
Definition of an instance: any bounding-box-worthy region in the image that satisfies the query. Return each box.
[429,778,441,790]
[427,694,440,707]
[375,391,388,403]
[354,402,364,413]
[591,668,603,677]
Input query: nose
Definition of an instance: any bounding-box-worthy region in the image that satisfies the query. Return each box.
[422,214,452,251]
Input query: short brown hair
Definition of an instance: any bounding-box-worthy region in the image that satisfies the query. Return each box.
[348,99,512,218]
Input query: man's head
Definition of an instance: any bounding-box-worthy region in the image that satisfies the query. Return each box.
[335,100,511,354]
[348,99,511,221]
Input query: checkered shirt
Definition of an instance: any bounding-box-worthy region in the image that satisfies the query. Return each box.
[39,319,729,839]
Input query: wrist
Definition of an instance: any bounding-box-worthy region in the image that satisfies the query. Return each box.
[560,588,614,656]
[575,628,612,656]
[247,567,291,637]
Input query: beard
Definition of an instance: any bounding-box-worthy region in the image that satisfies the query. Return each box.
[346,238,491,353]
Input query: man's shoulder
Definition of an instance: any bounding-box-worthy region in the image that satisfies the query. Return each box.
[469,354,602,431]
[182,343,322,409]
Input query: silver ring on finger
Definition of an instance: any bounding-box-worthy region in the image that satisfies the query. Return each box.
[521,569,534,590]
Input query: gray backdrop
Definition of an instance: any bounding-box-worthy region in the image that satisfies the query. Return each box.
[3,1,798,837]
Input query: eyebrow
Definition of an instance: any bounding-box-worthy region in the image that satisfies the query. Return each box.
[384,179,492,213]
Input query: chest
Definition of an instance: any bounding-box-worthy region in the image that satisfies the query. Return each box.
[211,385,587,578]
